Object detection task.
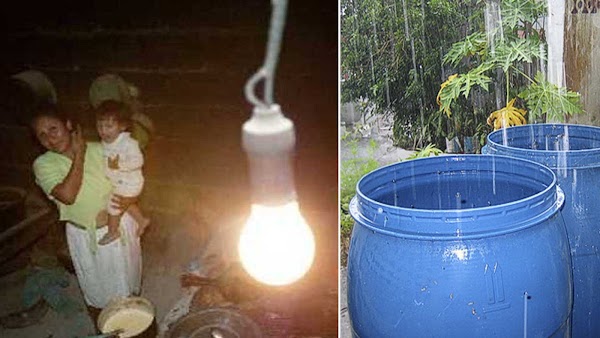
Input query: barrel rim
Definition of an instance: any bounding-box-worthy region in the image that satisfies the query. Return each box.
[351,154,561,240]
[486,124,600,169]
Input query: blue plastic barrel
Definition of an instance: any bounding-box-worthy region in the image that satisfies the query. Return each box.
[347,155,571,337]
[484,124,600,337]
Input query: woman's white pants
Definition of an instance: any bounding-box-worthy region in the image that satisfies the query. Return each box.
[66,212,142,308]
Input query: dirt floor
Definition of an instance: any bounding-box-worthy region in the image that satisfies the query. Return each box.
[0,268,96,337]
[0,1,338,337]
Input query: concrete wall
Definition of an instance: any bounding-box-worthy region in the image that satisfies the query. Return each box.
[565,0,600,125]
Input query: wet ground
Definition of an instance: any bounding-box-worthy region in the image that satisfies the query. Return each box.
[0,1,338,336]
[340,267,351,338]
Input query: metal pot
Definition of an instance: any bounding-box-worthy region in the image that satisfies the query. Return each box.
[98,297,155,338]
[166,307,262,338]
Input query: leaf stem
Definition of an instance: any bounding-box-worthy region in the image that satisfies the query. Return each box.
[510,65,535,84]
[506,70,509,106]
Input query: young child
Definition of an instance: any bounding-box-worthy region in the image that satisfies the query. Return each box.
[96,100,150,245]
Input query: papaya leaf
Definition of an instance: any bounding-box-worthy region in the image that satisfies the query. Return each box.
[501,0,547,31]
[493,39,543,72]
[519,72,584,122]
[443,32,487,67]
[487,98,527,130]
[437,71,491,117]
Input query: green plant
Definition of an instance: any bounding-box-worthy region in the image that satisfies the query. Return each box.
[437,0,583,131]
[342,0,482,150]
[474,121,492,150]
[405,144,444,160]
[340,153,380,206]
[463,113,477,136]
[436,71,489,146]
[417,108,447,148]
[340,128,352,142]
[519,72,582,122]
[340,138,380,265]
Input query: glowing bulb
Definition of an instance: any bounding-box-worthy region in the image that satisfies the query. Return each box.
[239,202,315,286]
[239,104,316,286]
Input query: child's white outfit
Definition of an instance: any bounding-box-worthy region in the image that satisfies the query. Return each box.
[102,132,144,216]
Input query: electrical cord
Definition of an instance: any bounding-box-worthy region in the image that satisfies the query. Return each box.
[244,0,288,108]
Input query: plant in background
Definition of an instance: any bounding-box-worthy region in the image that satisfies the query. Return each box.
[405,143,444,160]
[486,97,527,130]
[437,0,583,132]
[340,138,380,266]
[519,72,582,123]
[341,0,480,150]
[474,121,492,148]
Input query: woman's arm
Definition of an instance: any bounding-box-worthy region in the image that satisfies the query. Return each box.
[50,126,87,205]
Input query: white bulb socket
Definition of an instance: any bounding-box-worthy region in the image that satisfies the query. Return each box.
[242,104,296,206]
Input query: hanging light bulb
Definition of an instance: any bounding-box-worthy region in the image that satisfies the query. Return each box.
[238,0,315,286]
[240,104,315,286]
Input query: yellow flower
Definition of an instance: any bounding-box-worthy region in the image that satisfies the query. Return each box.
[486,98,527,130]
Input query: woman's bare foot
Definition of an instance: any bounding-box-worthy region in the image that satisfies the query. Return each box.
[98,230,120,245]
[136,218,151,237]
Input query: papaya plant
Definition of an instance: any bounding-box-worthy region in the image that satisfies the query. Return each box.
[437,0,583,131]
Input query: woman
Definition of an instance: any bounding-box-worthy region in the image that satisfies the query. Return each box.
[30,104,142,323]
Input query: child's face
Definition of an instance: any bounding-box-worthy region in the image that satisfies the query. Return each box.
[97,116,126,143]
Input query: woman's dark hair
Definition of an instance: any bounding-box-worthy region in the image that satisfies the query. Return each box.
[29,103,73,153]
[95,100,132,128]
[29,103,69,128]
